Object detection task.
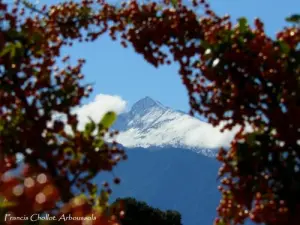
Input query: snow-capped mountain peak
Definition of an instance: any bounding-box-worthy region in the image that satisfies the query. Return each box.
[113,97,239,156]
[130,96,166,115]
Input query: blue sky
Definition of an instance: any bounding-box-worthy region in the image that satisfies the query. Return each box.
[28,0,300,111]
[63,0,299,112]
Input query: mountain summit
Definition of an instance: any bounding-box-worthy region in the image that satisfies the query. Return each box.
[113,97,237,156]
[130,96,165,114]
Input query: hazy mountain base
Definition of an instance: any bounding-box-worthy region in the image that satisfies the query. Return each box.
[96,147,221,225]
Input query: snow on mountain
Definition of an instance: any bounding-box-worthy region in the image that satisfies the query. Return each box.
[112,96,242,156]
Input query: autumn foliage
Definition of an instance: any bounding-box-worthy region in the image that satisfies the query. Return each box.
[0,0,127,224]
[0,0,299,225]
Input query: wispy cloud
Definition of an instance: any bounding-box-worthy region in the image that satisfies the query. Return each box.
[75,94,127,130]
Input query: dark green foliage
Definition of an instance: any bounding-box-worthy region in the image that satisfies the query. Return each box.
[113,197,182,225]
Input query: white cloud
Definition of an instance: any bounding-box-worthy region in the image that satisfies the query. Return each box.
[75,94,127,130]
[183,120,252,149]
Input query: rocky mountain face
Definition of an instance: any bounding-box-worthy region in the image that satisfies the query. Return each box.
[111,96,237,157]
